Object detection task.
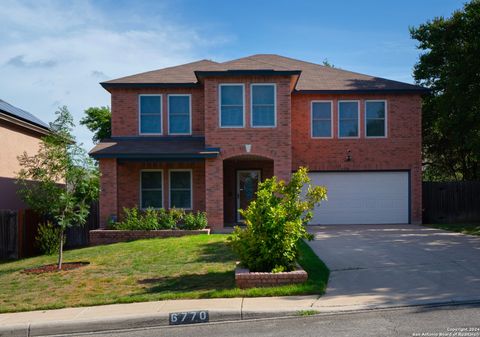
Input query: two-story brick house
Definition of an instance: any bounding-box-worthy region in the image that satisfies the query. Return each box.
[90,54,425,229]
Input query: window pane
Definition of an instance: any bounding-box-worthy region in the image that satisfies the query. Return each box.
[312,120,331,137]
[140,115,161,133]
[252,106,275,126]
[366,101,385,119]
[169,96,190,114]
[339,120,358,137]
[170,171,191,189]
[221,106,243,126]
[142,191,162,209]
[366,119,385,137]
[252,85,274,105]
[312,102,331,119]
[221,85,243,105]
[170,190,191,209]
[169,114,190,134]
[142,171,162,189]
[140,96,161,114]
[339,102,358,119]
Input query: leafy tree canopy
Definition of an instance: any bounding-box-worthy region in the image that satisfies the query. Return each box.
[17,106,99,269]
[410,0,480,181]
[80,106,111,143]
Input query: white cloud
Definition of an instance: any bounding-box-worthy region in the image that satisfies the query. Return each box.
[0,0,227,149]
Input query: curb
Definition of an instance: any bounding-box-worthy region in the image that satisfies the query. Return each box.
[2,299,480,336]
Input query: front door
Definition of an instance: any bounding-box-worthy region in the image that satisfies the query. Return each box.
[236,170,261,222]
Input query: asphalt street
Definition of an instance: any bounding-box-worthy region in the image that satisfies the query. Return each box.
[60,303,480,337]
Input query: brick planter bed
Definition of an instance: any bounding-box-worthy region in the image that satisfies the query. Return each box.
[235,265,308,289]
[89,229,210,246]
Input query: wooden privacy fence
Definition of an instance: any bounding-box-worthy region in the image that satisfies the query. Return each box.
[423,181,480,224]
[0,202,99,259]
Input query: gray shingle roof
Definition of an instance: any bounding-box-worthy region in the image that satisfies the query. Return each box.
[0,99,49,129]
[102,54,427,93]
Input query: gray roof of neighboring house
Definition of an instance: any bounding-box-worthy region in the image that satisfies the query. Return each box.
[101,54,427,93]
[0,99,49,130]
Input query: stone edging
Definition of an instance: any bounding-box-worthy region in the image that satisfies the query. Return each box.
[235,265,308,289]
[89,229,210,246]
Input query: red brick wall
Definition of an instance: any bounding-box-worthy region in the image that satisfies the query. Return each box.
[291,93,423,223]
[223,159,274,224]
[110,87,204,137]
[203,76,293,228]
[99,158,117,228]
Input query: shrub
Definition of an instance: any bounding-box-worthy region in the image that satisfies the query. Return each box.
[35,221,65,255]
[228,167,327,272]
[183,211,208,230]
[112,207,184,230]
[157,208,184,229]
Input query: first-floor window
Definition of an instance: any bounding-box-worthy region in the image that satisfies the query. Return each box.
[338,101,359,138]
[365,100,387,137]
[141,171,163,209]
[169,170,192,209]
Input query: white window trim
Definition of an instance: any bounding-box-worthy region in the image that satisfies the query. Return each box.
[140,169,164,210]
[338,100,360,139]
[219,83,245,128]
[250,83,277,128]
[365,100,388,139]
[167,94,192,135]
[139,94,163,135]
[169,169,193,210]
[311,100,333,139]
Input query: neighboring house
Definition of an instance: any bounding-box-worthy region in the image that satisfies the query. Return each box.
[90,54,425,229]
[0,99,50,209]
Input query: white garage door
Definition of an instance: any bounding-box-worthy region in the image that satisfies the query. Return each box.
[308,171,409,225]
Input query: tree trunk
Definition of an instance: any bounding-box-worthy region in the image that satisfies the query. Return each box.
[57,229,64,270]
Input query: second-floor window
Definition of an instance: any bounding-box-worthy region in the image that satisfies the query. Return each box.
[219,84,244,127]
[338,101,359,138]
[168,95,191,134]
[365,100,387,138]
[251,84,276,127]
[311,101,332,138]
[139,95,162,134]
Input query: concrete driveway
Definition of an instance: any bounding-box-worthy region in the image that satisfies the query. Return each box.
[307,224,480,310]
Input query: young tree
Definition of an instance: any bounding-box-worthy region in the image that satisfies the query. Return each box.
[17,106,99,269]
[410,0,480,181]
[80,106,111,143]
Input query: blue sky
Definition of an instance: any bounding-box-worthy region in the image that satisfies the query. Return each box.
[0,0,465,150]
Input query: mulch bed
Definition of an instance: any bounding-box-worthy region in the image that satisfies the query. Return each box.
[23,262,90,274]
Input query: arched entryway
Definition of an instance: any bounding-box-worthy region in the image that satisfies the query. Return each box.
[223,155,274,226]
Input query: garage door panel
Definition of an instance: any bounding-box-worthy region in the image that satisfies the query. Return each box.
[308,172,409,225]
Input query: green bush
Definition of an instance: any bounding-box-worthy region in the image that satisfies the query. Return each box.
[228,167,327,272]
[35,221,65,255]
[183,211,208,230]
[112,207,185,230]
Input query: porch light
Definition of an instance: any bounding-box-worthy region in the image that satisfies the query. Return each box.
[245,144,252,153]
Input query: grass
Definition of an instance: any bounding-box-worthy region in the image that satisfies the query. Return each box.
[0,235,329,313]
[297,309,320,316]
[425,223,480,236]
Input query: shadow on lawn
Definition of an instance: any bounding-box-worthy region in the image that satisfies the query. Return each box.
[191,240,236,264]
[139,271,235,293]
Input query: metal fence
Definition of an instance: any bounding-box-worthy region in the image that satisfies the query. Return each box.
[423,181,480,224]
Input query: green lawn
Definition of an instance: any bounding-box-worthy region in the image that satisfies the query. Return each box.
[425,223,480,236]
[0,235,329,313]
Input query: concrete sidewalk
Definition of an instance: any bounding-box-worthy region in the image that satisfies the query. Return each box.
[2,295,480,337]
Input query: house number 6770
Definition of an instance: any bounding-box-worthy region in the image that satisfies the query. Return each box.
[169,311,209,325]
